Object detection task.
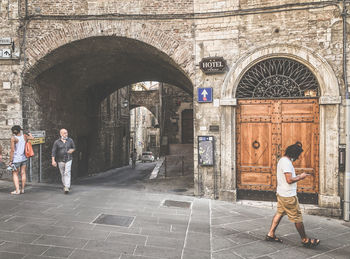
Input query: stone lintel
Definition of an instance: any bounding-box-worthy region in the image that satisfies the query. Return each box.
[220,98,237,106]
[319,96,341,105]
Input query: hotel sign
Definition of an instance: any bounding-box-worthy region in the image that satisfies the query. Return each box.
[199,57,227,74]
[0,38,11,45]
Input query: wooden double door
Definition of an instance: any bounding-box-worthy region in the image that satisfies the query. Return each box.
[236,99,319,194]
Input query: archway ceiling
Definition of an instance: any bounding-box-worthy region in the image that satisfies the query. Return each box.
[35,36,193,102]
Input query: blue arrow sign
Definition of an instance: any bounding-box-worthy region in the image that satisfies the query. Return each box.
[198,88,213,103]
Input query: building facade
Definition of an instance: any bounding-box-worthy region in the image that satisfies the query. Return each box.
[0,0,348,216]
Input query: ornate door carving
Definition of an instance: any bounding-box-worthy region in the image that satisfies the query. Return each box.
[236,99,319,193]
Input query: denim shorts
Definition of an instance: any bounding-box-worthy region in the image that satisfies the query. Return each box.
[13,160,28,170]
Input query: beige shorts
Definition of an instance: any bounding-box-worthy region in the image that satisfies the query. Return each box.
[277,194,303,223]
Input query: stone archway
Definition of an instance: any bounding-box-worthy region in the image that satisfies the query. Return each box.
[21,20,195,181]
[219,44,341,212]
[23,20,194,85]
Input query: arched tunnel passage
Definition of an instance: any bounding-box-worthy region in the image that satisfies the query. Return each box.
[129,82,194,184]
[130,105,160,160]
[22,36,193,183]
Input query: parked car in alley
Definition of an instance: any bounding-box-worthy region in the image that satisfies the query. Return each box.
[141,151,155,162]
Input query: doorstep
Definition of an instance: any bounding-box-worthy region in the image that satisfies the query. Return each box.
[237,199,342,218]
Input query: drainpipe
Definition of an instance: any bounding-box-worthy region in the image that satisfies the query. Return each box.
[343,0,350,221]
[345,96,350,222]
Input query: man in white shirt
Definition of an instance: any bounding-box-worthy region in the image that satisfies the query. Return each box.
[265,142,320,248]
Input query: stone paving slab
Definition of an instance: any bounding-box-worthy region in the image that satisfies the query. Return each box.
[0,230,41,244]
[106,232,147,245]
[0,180,349,259]
[83,239,136,254]
[15,223,71,236]
[41,246,74,258]
[0,241,50,256]
[146,235,185,249]
[32,235,88,249]
[0,251,24,259]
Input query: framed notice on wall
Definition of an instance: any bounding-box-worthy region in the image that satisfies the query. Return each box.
[198,136,214,166]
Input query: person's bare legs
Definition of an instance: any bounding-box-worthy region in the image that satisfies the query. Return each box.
[267,213,283,237]
[11,170,20,194]
[20,165,26,193]
[296,221,320,246]
[295,222,307,241]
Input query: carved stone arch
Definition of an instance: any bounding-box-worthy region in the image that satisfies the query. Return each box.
[23,20,194,83]
[219,44,341,212]
[221,44,340,101]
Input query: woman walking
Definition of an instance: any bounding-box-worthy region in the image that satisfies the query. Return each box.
[8,125,33,194]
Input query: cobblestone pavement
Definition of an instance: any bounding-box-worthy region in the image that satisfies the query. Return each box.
[0,178,349,259]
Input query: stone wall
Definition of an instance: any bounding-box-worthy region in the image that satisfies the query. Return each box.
[91,87,130,175]
[0,0,22,177]
[192,1,345,210]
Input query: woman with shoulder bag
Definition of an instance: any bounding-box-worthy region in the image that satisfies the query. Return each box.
[8,125,33,194]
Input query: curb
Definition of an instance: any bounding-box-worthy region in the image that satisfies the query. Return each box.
[149,157,164,179]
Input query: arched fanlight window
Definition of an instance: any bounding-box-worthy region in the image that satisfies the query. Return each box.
[236,58,319,98]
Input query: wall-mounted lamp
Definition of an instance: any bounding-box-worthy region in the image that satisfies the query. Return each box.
[304,90,317,97]
[123,100,129,108]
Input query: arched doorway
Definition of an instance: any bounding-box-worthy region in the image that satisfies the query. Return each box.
[236,58,320,203]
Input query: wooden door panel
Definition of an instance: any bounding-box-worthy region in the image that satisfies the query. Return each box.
[281,103,314,122]
[237,100,275,191]
[240,173,271,186]
[240,123,271,167]
[282,122,317,192]
[280,99,319,193]
[281,123,313,168]
[237,98,319,194]
[240,103,272,122]
[238,122,273,189]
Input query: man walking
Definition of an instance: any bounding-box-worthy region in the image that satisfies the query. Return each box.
[131,148,137,169]
[266,142,320,248]
[52,129,75,194]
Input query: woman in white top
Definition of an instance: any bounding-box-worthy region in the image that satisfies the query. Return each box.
[0,144,2,163]
[8,125,33,194]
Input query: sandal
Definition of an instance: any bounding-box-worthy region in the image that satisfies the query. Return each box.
[21,189,24,194]
[10,190,20,195]
[265,234,283,243]
[302,238,320,248]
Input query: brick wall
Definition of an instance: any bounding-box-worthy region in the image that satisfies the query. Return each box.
[26,0,193,15]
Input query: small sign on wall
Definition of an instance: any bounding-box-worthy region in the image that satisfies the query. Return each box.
[198,88,213,103]
[199,57,227,74]
[2,82,11,89]
[0,49,11,58]
[0,38,11,45]
[198,136,214,166]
